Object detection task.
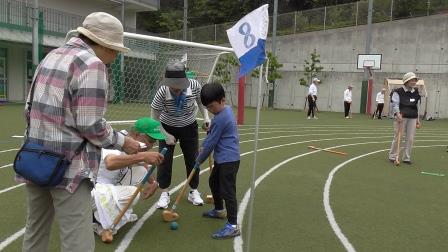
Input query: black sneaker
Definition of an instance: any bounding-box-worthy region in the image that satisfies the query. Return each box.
[403,161,412,165]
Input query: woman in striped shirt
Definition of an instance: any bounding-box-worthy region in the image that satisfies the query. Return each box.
[151,62,211,208]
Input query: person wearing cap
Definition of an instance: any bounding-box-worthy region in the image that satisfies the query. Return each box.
[307,77,320,119]
[388,72,421,165]
[373,88,386,119]
[92,117,165,239]
[19,12,155,252]
[151,61,211,209]
[343,85,353,119]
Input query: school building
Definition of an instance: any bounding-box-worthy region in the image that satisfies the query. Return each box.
[0,0,159,102]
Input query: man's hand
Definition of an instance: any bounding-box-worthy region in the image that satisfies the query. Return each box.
[138,152,164,166]
[142,177,158,199]
[201,120,211,132]
[165,133,177,145]
[122,136,140,154]
[396,113,403,123]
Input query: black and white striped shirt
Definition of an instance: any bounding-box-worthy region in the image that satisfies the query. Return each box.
[151,79,202,127]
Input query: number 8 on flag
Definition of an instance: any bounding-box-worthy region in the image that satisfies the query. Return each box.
[226,4,269,77]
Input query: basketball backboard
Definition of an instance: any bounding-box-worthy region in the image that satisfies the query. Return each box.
[357,54,382,70]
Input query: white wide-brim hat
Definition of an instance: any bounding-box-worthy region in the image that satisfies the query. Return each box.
[402,72,418,84]
[77,12,130,53]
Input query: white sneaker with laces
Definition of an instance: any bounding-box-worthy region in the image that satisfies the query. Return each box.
[188,189,204,206]
[156,192,170,209]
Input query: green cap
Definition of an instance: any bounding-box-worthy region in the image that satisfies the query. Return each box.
[134,117,166,140]
[186,70,197,79]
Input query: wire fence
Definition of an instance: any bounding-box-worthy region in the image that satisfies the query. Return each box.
[160,0,448,45]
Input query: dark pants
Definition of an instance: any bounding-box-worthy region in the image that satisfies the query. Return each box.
[158,121,199,190]
[344,101,351,117]
[210,161,239,225]
[307,95,317,117]
[374,103,384,119]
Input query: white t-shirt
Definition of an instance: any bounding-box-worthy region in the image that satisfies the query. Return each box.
[96,149,129,185]
[308,83,317,96]
[344,89,352,103]
[376,92,385,104]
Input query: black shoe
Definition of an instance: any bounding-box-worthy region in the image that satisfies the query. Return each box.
[403,161,412,165]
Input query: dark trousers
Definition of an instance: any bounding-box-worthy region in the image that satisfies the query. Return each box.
[158,121,199,190]
[374,103,384,119]
[210,161,239,225]
[307,95,317,117]
[344,101,351,117]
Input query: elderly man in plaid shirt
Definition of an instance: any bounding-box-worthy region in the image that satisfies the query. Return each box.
[17,12,164,252]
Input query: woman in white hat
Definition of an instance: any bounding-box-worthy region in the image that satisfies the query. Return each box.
[20,12,150,252]
[388,72,421,165]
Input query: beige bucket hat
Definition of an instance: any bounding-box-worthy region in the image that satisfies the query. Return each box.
[77,12,130,53]
[402,72,418,84]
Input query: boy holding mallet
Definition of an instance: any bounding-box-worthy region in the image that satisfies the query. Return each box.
[196,82,241,239]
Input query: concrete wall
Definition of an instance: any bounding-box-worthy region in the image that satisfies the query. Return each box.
[237,14,448,119]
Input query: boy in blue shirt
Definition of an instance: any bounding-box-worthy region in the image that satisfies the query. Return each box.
[197,82,240,239]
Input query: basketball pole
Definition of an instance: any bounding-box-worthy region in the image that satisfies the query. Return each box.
[362,0,374,114]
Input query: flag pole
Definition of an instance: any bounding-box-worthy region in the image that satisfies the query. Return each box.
[246,64,264,252]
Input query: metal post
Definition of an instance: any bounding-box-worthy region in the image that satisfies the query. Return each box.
[269,0,278,108]
[355,1,359,26]
[361,0,374,115]
[294,11,297,34]
[214,24,217,44]
[427,0,430,16]
[183,0,187,41]
[323,6,327,30]
[365,0,373,68]
[390,0,394,21]
[246,64,263,252]
[32,0,39,69]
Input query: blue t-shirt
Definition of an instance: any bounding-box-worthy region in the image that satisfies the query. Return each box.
[197,106,240,164]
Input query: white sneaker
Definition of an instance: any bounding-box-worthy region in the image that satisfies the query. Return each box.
[345,116,349,119]
[313,117,319,119]
[156,192,170,209]
[188,189,204,206]
[307,116,311,120]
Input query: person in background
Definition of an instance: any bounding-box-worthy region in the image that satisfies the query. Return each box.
[373,88,386,119]
[343,85,353,119]
[307,77,320,120]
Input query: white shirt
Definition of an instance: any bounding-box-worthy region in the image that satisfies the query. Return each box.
[376,92,385,104]
[96,149,129,185]
[344,89,352,103]
[308,83,317,96]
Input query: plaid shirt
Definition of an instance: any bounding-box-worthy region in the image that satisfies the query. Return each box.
[16,37,124,193]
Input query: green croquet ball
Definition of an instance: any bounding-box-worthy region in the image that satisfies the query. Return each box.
[170,221,178,230]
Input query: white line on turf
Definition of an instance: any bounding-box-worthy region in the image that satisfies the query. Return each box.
[0,164,12,169]
[0,183,25,195]
[117,136,444,252]
[233,141,448,252]
[0,149,18,154]
[11,135,24,138]
[0,227,25,251]
[322,144,447,252]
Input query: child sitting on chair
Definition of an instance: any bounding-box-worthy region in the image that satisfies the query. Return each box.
[196,82,241,239]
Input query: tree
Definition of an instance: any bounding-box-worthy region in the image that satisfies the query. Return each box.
[251,52,283,107]
[299,49,323,87]
[212,54,240,105]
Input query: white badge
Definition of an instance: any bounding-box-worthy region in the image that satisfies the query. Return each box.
[410,98,415,102]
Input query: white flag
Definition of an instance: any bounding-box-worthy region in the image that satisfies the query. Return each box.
[226,4,269,77]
